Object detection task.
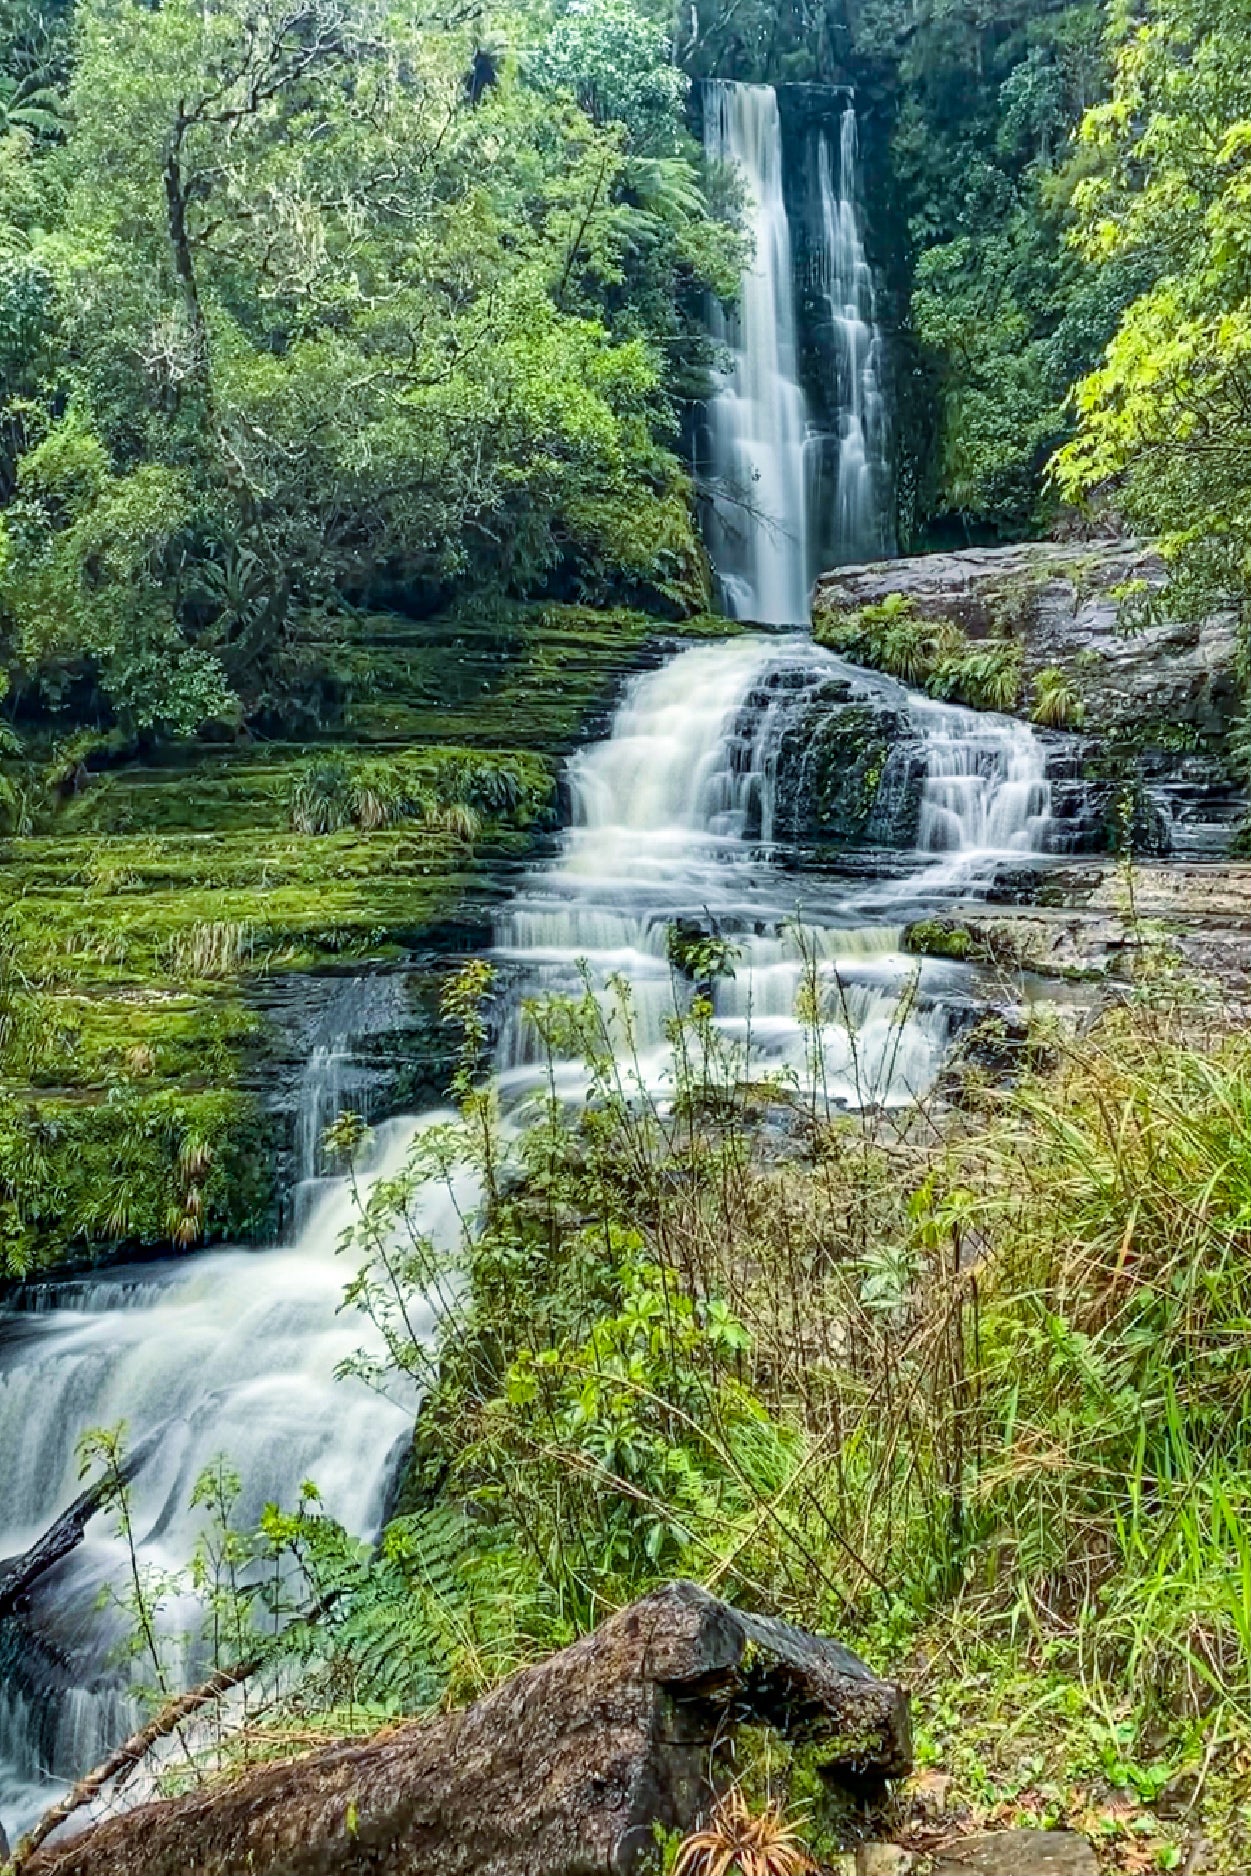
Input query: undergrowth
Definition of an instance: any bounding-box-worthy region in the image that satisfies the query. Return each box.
[814,595,1025,713]
[70,948,1251,1869]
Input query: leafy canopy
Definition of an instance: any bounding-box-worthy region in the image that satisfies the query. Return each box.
[0,0,737,734]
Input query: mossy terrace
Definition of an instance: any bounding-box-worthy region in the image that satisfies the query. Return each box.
[0,605,728,1277]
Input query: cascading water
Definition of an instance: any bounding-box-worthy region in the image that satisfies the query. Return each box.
[0,636,1062,1843]
[702,81,892,618]
[915,700,1054,855]
[703,81,811,625]
[0,1118,466,1838]
[818,104,892,567]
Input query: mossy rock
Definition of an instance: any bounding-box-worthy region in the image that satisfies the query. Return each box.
[902,918,976,961]
[771,687,927,848]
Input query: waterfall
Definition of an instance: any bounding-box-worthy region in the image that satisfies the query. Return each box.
[915,701,1054,855]
[0,1117,471,1838]
[495,636,1056,1106]
[702,82,892,619]
[818,104,892,566]
[703,82,811,626]
[0,636,1060,1844]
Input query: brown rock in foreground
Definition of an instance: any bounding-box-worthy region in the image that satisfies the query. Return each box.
[25,1581,910,1876]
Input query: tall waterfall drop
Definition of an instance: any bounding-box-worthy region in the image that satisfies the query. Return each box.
[703,81,810,626]
[819,103,892,566]
[702,81,892,620]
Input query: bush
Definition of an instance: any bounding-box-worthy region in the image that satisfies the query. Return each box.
[1031,663,1086,727]
[816,596,1023,712]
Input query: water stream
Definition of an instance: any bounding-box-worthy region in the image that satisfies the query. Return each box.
[0,636,1061,1840]
[703,81,811,625]
[819,104,892,567]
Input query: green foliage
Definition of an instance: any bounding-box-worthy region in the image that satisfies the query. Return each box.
[1053,0,1251,753]
[815,596,1023,713]
[829,0,1142,540]
[0,1085,271,1274]
[530,0,688,154]
[1030,662,1085,727]
[0,0,737,741]
[286,752,531,839]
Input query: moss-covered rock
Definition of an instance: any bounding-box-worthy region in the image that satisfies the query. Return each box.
[770,680,927,848]
[902,918,975,961]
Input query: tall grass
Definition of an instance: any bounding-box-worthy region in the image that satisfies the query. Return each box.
[326,958,1251,1751]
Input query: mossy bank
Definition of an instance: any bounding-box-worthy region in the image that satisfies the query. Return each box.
[0,606,733,1279]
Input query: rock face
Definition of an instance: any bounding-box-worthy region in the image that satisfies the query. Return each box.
[768,675,929,848]
[814,540,1247,855]
[22,1581,911,1876]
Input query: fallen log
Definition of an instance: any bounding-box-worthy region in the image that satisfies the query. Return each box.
[23,1579,911,1876]
[0,1426,163,1622]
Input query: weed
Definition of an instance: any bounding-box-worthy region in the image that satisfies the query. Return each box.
[1031,665,1086,728]
[672,1789,813,1876]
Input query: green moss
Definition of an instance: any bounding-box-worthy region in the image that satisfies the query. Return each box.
[329,604,741,752]
[0,811,543,1272]
[903,918,975,961]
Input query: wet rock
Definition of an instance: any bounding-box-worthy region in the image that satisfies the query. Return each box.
[929,1830,1098,1876]
[770,680,928,848]
[814,540,1247,854]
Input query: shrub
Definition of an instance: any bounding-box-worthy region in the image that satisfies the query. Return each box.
[1031,664,1086,727]
[289,761,356,834]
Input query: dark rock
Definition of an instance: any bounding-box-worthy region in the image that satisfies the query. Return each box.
[771,680,928,849]
[24,1580,911,1876]
[929,1829,1098,1876]
[814,540,1247,853]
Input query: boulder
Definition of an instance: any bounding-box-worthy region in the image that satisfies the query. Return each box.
[769,678,928,849]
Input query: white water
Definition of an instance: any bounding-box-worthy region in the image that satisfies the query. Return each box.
[704,81,811,625]
[494,636,1054,1113]
[0,1118,467,1837]
[819,104,891,566]
[703,82,891,620]
[0,634,1059,1840]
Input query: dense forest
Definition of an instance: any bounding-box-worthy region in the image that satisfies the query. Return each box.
[1,0,1247,742]
[0,0,1248,1872]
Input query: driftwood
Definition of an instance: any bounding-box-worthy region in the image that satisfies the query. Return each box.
[23,1580,911,1876]
[0,1427,162,1622]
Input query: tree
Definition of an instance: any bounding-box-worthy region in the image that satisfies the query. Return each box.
[1054,0,1251,622]
[0,0,738,734]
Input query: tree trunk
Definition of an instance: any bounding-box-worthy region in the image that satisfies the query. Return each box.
[23,1580,910,1876]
